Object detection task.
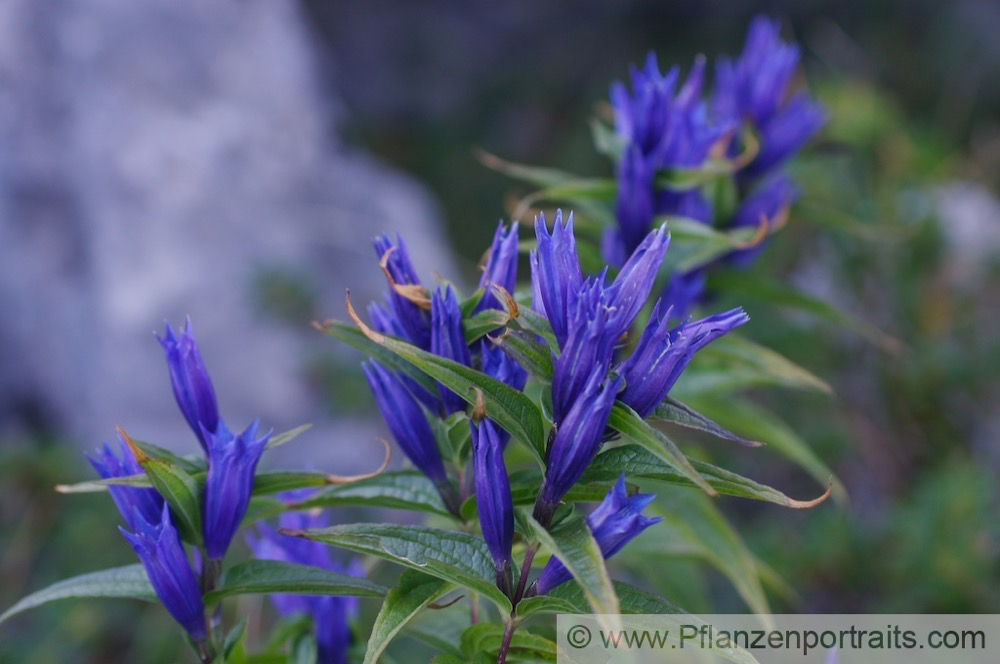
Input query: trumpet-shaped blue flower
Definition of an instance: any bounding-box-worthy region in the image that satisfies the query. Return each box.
[539,367,622,511]
[619,303,750,417]
[202,421,270,560]
[431,286,472,414]
[532,475,661,596]
[248,498,358,664]
[362,360,448,487]
[471,419,514,583]
[87,437,165,532]
[374,233,432,350]
[120,503,206,641]
[158,319,226,453]
[475,221,520,314]
[530,211,582,348]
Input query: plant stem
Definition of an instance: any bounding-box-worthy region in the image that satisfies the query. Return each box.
[496,618,517,664]
[512,543,538,605]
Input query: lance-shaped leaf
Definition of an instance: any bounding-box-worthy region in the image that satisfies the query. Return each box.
[582,444,832,509]
[492,329,553,380]
[364,570,456,664]
[518,509,619,616]
[0,564,155,625]
[607,402,716,497]
[203,560,386,606]
[518,579,683,618]
[463,309,513,346]
[662,216,767,273]
[651,397,761,448]
[291,470,452,518]
[313,320,439,396]
[685,395,847,503]
[120,428,203,545]
[263,424,313,452]
[511,306,560,355]
[346,293,546,463]
[282,523,511,613]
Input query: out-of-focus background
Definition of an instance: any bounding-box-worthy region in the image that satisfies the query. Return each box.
[2,1,999,661]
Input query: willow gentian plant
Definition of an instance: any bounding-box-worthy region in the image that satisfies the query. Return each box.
[2,15,840,664]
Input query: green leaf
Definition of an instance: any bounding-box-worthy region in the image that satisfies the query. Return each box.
[364,570,457,664]
[55,473,153,493]
[287,523,511,612]
[241,496,286,527]
[0,564,155,625]
[316,321,438,396]
[590,118,625,159]
[518,509,619,615]
[518,580,683,617]
[662,216,764,273]
[674,334,833,396]
[493,329,553,380]
[292,471,452,517]
[685,395,846,503]
[630,490,771,617]
[264,424,313,452]
[460,624,557,661]
[129,443,203,545]
[607,402,716,497]
[251,471,328,495]
[463,308,512,345]
[463,477,614,524]
[650,396,761,447]
[582,444,832,509]
[476,150,580,188]
[511,307,559,355]
[222,617,248,664]
[204,560,386,606]
[346,302,546,463]
[133,439,205,473]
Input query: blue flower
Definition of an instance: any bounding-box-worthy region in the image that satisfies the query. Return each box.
[202,421,270,560]
[431,286,472,414]
[158,319,226,453]
[362,360,450,488]
[87,436,164,532]
[470,420,514,584]
[475,221,520,314]
[712,16,827,179]
[619,303,749,417]
[532,475,661,596]
[659,269,707,324]
[374,233,432,350]
[539,367,622,513]
[120,503,206,641]
[530,211,583,348]
[248,500,358,664]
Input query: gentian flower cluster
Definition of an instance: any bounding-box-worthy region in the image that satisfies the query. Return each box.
[364,224,525,514]
[248,495,359,664]
[530,211,748,526]
[608,15,827,320]
[89,319,271,645]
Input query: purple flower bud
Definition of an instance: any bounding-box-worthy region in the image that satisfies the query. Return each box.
[533,475,661,595]
[431,286,472,415]
[605,224,669,337]
[614,144,655,256]
[369,299,442,413]
[158,319,222,454]
[248,500,357,664]
[87,437,165,532]
[471,420,514,576]
[475,221,520,314]
[362,361,448,486]
[530,211,582,348]
[745,92,828,178]
[619,302,749,417]
[374,233,431,350]
[540,367,622,509]
[202,421,270,560]
[119,503,206,641]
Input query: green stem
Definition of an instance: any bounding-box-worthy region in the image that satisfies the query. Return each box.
[496,618,518,664]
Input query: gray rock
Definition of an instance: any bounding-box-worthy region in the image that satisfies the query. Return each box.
[0,0,451,467]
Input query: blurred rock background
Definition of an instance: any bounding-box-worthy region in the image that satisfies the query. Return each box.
[2,0,1000,661]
